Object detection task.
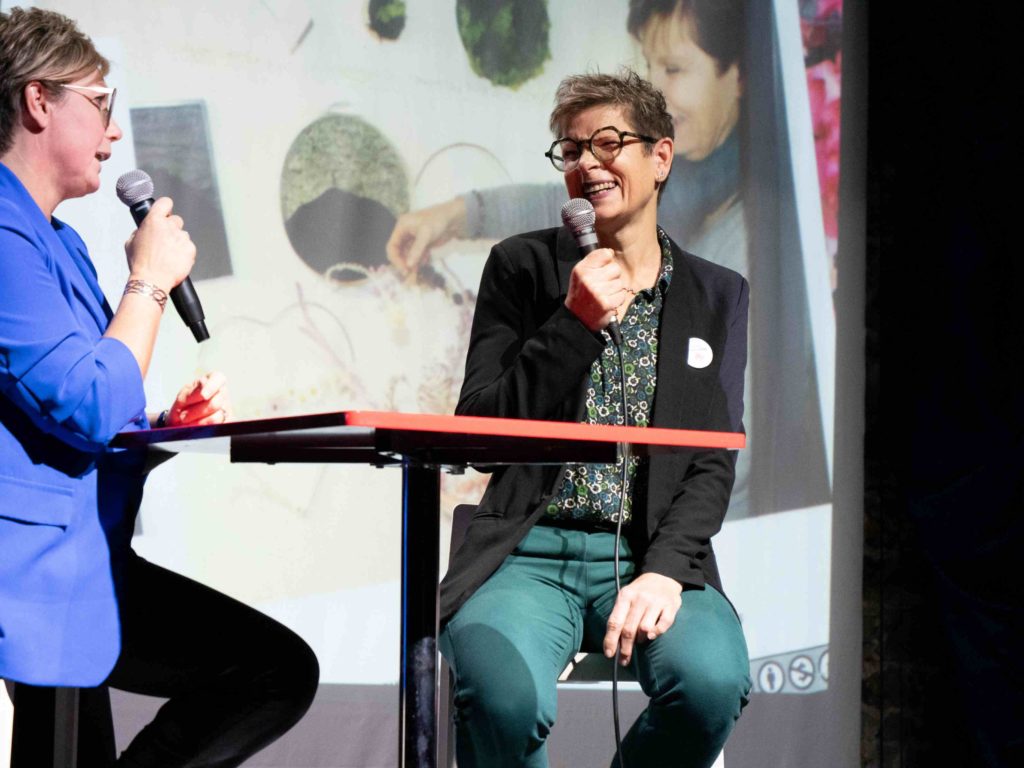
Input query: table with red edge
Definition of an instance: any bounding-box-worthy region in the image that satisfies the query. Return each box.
[116,410,744,768]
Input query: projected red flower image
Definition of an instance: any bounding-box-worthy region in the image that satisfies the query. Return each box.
[802,0,842,272]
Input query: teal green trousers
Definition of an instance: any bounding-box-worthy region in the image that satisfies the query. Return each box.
[440,525,750,768]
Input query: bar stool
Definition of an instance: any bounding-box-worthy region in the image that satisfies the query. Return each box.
[438,505,637,766]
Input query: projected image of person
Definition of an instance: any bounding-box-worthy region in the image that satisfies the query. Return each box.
[387,0,746,272]
[388,0,831,519]
[440,70,751,768]
[0,8,317,766]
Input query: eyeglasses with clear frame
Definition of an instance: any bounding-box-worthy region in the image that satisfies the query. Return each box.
[545,126,657,172]
[60,84,117,129]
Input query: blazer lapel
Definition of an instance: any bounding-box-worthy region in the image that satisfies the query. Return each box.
[652,243,699,429]
[44,220,111,332]
[53,221,114,325]
[555,225,602,423]
[555,226,579,298]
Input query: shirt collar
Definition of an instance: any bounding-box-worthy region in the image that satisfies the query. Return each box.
[649,226,674,298]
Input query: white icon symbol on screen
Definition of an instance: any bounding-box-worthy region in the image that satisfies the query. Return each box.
[789,656,815,690]
[758,661,785,693]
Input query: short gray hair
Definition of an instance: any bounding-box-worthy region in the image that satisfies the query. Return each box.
[548,69,674,145]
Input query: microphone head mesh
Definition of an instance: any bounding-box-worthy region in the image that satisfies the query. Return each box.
[560,197,596,234]
[115,169,154,206]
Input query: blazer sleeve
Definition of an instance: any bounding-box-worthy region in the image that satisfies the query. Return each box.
[456,239,605,420]
[641,275,749,586]
[0,209,146,448]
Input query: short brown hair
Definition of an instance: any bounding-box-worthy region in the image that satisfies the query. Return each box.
[0,7,109,154]
[548,69,674,145]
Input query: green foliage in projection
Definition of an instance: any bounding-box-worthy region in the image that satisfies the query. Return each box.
[369,0,406,40]
[456,0,551,89]
[280,114,408,222]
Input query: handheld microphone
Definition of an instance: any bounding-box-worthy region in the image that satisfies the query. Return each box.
[560,198,622,345]
[115,170,209,342]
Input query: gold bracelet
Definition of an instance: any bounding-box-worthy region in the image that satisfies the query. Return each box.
[124,279,168,311]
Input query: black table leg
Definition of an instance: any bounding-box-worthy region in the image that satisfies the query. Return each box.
[399,464,440,768]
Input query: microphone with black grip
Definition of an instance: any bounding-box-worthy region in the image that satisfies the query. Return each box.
[115,170,209,342]
[560,198,622,345]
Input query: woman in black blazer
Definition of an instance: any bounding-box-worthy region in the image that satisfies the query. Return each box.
[439,70,751,768]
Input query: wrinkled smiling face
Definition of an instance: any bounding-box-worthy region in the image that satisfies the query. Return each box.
[641,12,742,161]
[562,105,671,231]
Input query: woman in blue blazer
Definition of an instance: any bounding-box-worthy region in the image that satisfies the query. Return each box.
[0,8,317,766]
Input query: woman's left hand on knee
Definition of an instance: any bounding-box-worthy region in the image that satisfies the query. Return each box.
[603,573,683,665]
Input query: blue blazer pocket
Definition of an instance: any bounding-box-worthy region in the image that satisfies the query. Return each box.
[0,473,74,527]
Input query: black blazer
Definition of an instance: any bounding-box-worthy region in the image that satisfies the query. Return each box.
[440,226,749,624]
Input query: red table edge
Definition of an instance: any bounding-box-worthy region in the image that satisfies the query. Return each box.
[344,411,745,450]
[116,410,745,451]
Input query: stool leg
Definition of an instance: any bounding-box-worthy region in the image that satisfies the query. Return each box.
[11,684,55,767]
[52,688,79,768]
[10,685,83,768]
[1,681,13,767]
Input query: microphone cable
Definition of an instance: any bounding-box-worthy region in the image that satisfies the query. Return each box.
[610,312,629,768]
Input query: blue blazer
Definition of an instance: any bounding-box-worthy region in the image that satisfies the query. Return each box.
[0,163,149,686]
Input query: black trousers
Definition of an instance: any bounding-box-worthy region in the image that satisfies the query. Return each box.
[12,551,319,767]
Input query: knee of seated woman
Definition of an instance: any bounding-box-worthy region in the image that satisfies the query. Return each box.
[455,668,557,736]
[256,629,320,711]
[290,637,321,700]
[652,662,751,722]
[285,635,320,701]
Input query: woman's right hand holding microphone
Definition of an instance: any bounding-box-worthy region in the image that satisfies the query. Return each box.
[108,197,197,376]
[564,248,625,333]
[124,197,195,293]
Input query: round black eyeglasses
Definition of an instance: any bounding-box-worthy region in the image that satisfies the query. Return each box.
[545,126,657,172]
